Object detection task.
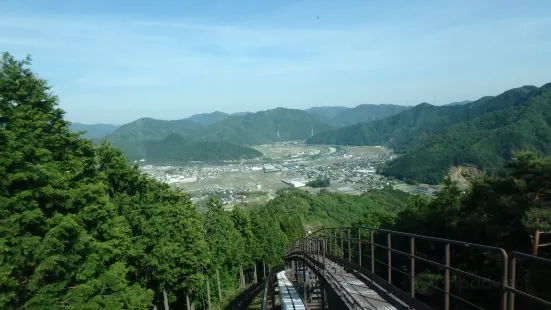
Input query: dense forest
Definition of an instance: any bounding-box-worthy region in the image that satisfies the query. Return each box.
[307,85,551,184]
[382,84,551,183]
[0,53,296,309]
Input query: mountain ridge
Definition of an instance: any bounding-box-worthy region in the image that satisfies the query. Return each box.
[331,103,410,127]
[306,83,550,183]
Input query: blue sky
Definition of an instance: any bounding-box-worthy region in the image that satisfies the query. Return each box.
[1,0,551,124]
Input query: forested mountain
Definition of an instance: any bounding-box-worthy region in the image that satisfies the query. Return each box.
[307,86,536,149]
[307,102,464,149]
[305,106,349,119]
[104,117,204,161]
[330,104,409,126]
[201,107,335,145]
[185,111,230,125]
[307,85,547,183]
[104,108,334,160]
[382,84,551,183]
[69,122,118,138]
[143,133,262,163]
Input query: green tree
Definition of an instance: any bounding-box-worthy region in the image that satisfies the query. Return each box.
[0,52,151,309]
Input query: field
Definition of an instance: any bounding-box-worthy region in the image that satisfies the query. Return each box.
[251,143,326,160]
[178,170,288,193]
[344,146,387,156]
[164,144,398,204]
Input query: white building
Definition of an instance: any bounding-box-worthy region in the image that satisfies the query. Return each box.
[179,177,197,183]
[281,179,306,188]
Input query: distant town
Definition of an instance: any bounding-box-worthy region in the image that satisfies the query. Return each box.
[137,142,438,207]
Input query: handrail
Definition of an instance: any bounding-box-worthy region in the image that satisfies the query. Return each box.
[286,226,551,310]
[507,251,551,310]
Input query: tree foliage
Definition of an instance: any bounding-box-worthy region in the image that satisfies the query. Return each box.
[306,177,330,188]
[0,52,286,309]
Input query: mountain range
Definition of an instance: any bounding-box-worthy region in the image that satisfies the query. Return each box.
[70,84,551,182]
[307,84,551,183]
[72,104,407,163]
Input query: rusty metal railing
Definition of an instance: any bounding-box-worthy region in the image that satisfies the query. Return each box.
[288,238,370,310]
[286,226,551,310]
[507,251,551,310]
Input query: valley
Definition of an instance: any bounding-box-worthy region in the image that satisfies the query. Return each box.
[72,82,551,190]
[137,142,437,207]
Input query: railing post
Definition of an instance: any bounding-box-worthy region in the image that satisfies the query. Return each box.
[348,228,352,262]
[324,229,328,258]
[370,230,375,273]
[508,257,516,310]
[501,252,508,310]
[316,238,319,257]
[444,243,450,310]
[303,265,307,303]
[340,230,344,258]
[387,233,392,284]
[410,237,415,297]
[328,230,331,255]
[358,227,362,266]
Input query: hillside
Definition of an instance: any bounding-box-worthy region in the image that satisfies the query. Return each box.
[306,102,465,150]
[143,133,263,163]
[185,111,229,125]
[105,117,204,159]
[381,83,551,183]
[305,106,349,119]
[307,86,537,152]
[307,84,546,183]
[202,107,335,145]
[69,122,118,138]
[331,104,409,126]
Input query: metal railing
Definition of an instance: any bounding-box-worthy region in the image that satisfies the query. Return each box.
[507,251,551,310]
[286,226,551,310]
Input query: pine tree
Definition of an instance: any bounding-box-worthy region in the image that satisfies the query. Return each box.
[0,52,152,309]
